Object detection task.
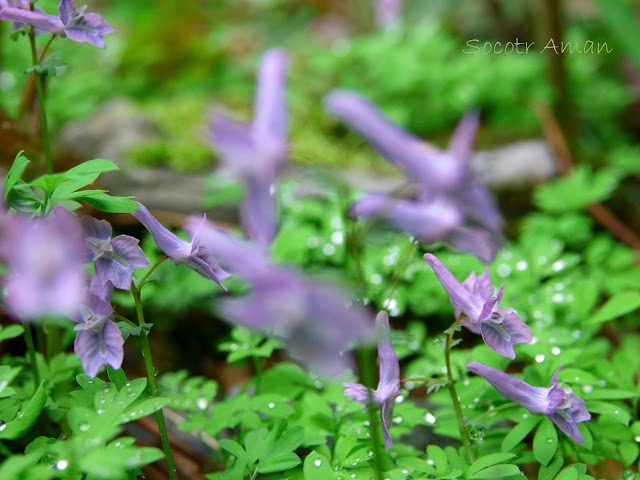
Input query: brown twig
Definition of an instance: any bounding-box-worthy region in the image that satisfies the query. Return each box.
[534,101,640,253]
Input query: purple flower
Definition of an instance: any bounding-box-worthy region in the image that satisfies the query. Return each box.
[132,203,230,290]
[74,291,123,378]
[467,362,591,443]
[0,0,49,34]
[185,218,373,376]
[210,48,289,246]
[0,0,113,48]
[2,208,86,319]
[424,253,531,359]
[344,311,400,449]
[83,216,149,290]
[375,0,403,28]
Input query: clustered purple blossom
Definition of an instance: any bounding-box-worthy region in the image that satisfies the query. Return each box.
[0,0,113,48]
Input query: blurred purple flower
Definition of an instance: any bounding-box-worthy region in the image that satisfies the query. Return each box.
[83,216,149,290]
[185,218,373,376]
[132,203,230,290]
[210,48,289,246]
[0,0,113,48]
[74,291,123,378]
[375,0,403,27]
[424,253,531,359]
[344,311,400,449]
[2,208,86,319]
[325,90,504,262]
[0,0,50,34]
[467,362,591,443]
[89,273,113,303]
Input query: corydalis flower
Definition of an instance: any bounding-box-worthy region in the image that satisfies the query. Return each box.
[424,253,531,359]
[0,0,113,48]
[0,0,48,34]
[344,311,400,449]
[74,291,123,378]
[467,362,591,443]
[2,207,86,319]
[185,219,373,376]
[210,48,288,246]
[132,203,230,290]
[83,216,149,290]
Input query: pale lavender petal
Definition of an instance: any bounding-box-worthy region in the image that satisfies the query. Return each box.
[381,397,395,449]
[375,311,399,399]
[64,12,113,48]
[209,113,255,173]
[83,216,112,241]
[460,318,482,335]
[252,48,288,155]
[89,274,113,303]
[423,253,484,320]
[180,252,230,291]
[57,0,75,25]
[548,412,585,443]
[474,268,494,300]
[458,181,505,237]
[0,7,63,33]
[446,227,500,263]
[479,311,532,359]
[240,176,277,247]
[343,382,369,403]
[74,320,123,378]
[325,90,464,190]
[448,112,479,163]
[132,203,190,259]
[478,285,503,322]
[111,235,150,270]
[467,362,551,415]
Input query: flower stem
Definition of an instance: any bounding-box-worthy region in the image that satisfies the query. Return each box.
[139,255,169,287]
[27,29,53,175]
[356,349,385,480]
[23,323,40,389]
[470,402,518,424]
[444,320,475,463]
[380,237,417,313]
[131,284,178,480]
[399,377,442,384]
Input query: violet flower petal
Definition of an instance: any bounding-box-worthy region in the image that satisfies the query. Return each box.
[89,274,113,303]
[74,319,123,378]
[479,311,533,359]
[325,89,464,191]
[58,0,113,49]
[0,6,63,34]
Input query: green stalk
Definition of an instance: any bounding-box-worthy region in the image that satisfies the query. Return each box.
[131,284,178,480]
[470,402,518,424]
[27,29,53,174]
[23,323,40,389]
[356,349,385,480]
[380,238,417,313]
[139,255,169,287]
[444,319,475,462]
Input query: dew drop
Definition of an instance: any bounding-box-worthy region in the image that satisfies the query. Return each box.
[87,379,93,384]
[546,437,554,443]
[427,459,434,466]
[614,410,620,415]
[15,411,23,418]
[230,343,238,351]
[425,413,436,424]
[196,398,208,410]
[551,347,561,356]
[535,354,545,363]
[598,380,607,387]
[242,343,249,350]
[55,460,68,471]
[323,244,336,256]
[314,458,322,467]
[393,416,403,424]
[0,421,5,432]
[268,402,275,409]
[497,264,511,277]
[152,368,159,376]
[582,385,593,393]
[395,395,404,404]
[522,414,528,419]
[370,274,382,285]
[634,436,640,443]
[78,421,90,432]
[402,469,409,474]
[516,260,528,271]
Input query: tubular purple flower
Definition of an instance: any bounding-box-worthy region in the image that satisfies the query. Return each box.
[0,4,63,34]
[83,216,149,290]
[74,291,123,378]
[424,253,531,359]
[0,0,52,34]
[467,362,591,443]
[3,208,86,319]
[325,89,464,191]
[344,311,400,449]
[210,48,288,246]
[132,203,230,290]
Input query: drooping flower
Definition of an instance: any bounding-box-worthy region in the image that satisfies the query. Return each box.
[467,362,591,443]
[210,48,289,246]
[0,0,49,34]
[324,90,504,262]
[424,253,531,359]
[73,290,123,378]
[343,311,400,449]
[132,203,230,290]
[184,218,373,376]
[83,216,149,290]
[2,207,86,319]
[0,0,113,48]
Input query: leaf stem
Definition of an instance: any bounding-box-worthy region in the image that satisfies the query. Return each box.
[380,237,417,313]
[444,318,476,462]
[399,377,442,384]
[139,255,169,287]
[23,322,40,389]
[131,284,178,480]
[27,28,53,175]
[470,402,518,424]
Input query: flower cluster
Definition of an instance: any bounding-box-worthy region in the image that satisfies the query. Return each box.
[325,91,503,262]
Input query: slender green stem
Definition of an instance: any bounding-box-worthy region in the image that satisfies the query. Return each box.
[27,28,53,174]
[131,284,178,480]
[444,319,475,463]
[399,377,442,384]
[356,349,385,480]
[380,238,417,313]
[113,313,138,329]
[470,402,518,424]
[37,34,56,64]
[139,255,169,287]
[250,464,260,480]
[23,323,40,389]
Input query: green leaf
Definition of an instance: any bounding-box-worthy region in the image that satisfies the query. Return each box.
[554,466,578,480]
[538,456,563,480]
[66,159,119,177]
[533,418,558,466]
[67,189,139,213]
[303,451,333,480]
[6,182,41,213]
[501,415,542,452]
[469,464,521,479]
[258,451,301,474]
[219,439,246,458]
[593,0,640,69]
[119,396,171,423]
[0,382,46,439]
[106,366,128,390]
[427,445,448,475]
[4,151,29,196]
[587,401,630,425]
[467,453,516,478]
[618,440,639,467]
[589,291,640,325]
[0,324,24,343]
